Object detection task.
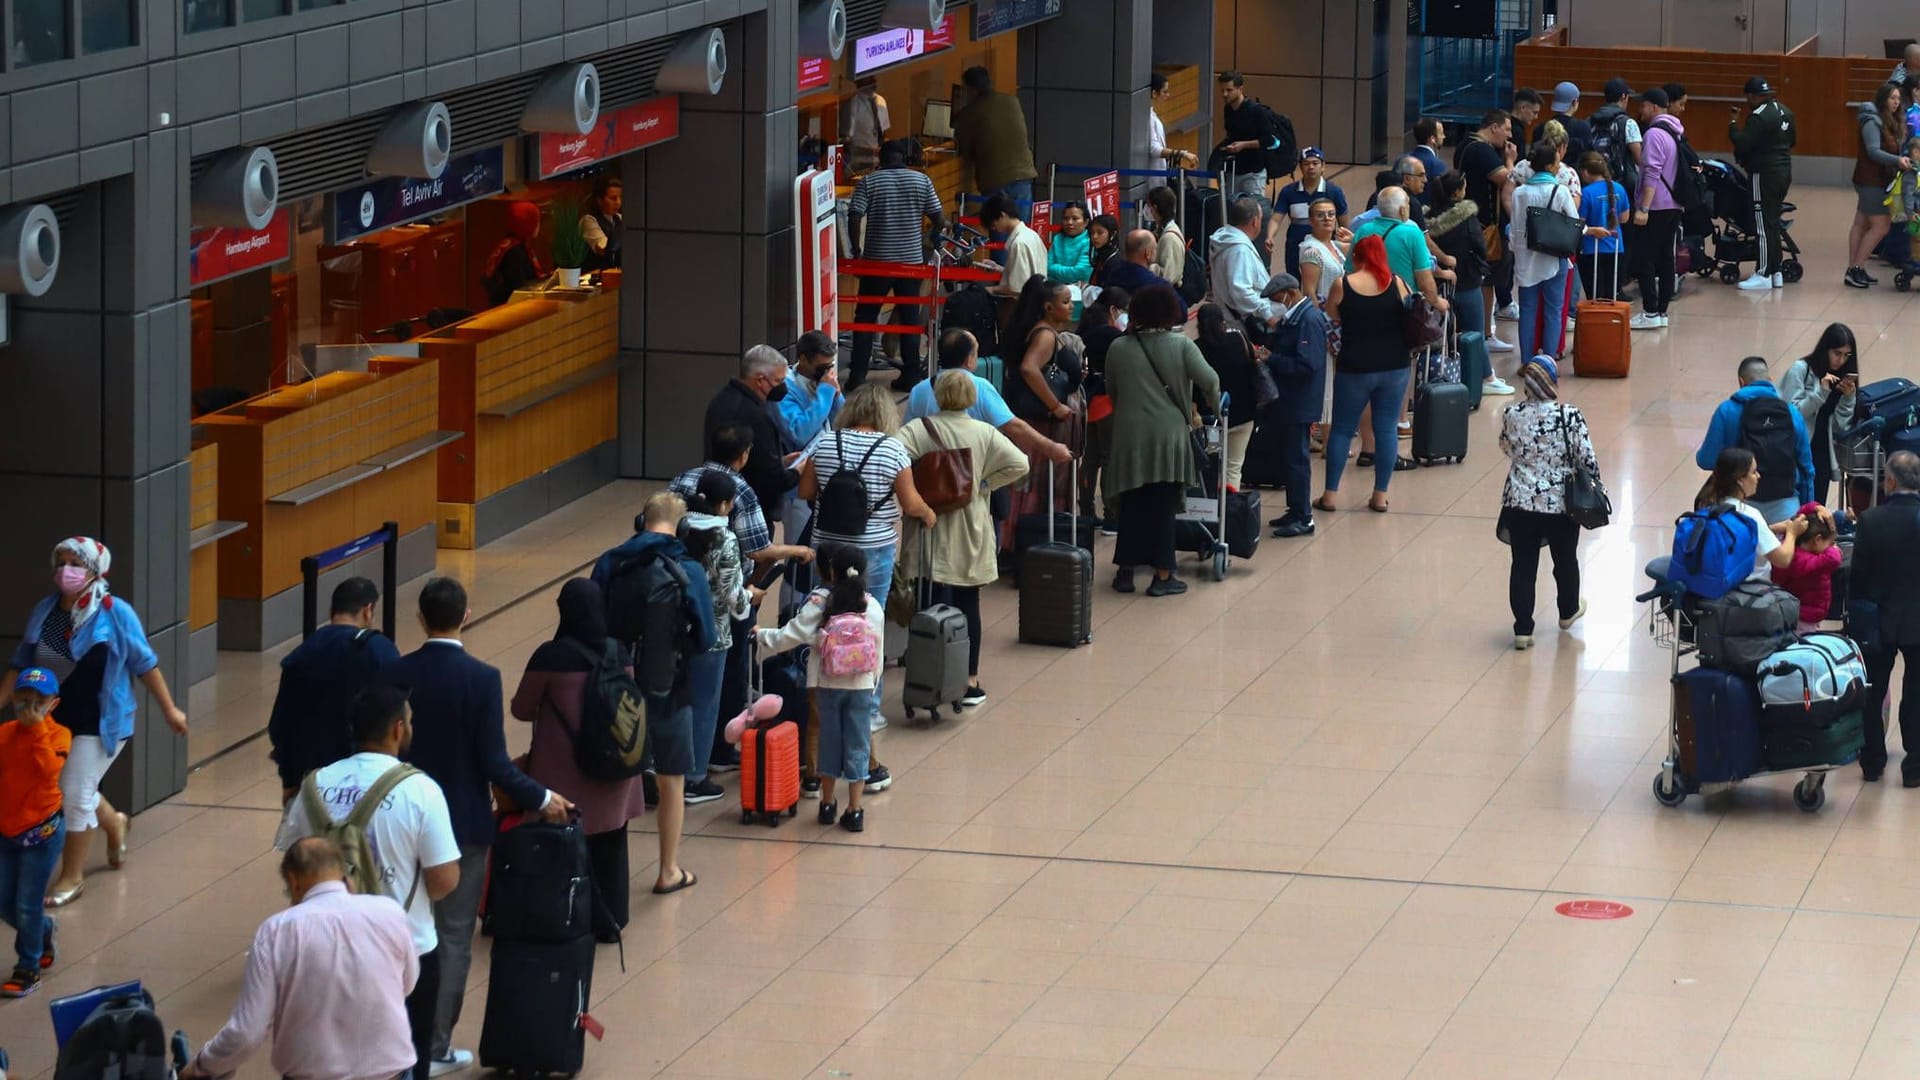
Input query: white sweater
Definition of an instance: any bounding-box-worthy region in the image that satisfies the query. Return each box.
[756,590,886,691]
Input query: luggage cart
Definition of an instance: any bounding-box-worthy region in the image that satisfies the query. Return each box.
[1837,420,1886,514]
[1176,392,1233,581]
[1638,557,1841,812]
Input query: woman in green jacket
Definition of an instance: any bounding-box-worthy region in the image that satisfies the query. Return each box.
[1103,284,1221,597]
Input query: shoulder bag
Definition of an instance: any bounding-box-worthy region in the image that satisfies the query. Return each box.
[1559,406,1612,529]
[1012,327,1078,423]
[1397,275,1444,350]
[1525,183,1582,259]
[1239,327,1280,407]
[910,417,976,515]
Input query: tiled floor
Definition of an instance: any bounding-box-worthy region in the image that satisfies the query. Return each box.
[9,186,1920,1079]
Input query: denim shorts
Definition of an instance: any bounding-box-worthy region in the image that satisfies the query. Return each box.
[644,694,694,776]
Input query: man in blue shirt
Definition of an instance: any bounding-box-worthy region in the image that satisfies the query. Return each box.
[1695,356,1815,523]
[906,328,1072,466]
[778,331,843,449]
[1275,148,1348,278]
[1098,230,1174,295]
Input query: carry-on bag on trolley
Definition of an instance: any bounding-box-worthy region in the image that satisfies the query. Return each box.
[1412,299,1469,465]
[1673,666,1767,785]
[900,531,971,721]
[1854,376,1920,432]
[1668,505,1760,600]
[1019,459,1093,647]
[1756,632,1869,725]
[1694,582,1800,676]
[1760,710,1865,771]
[1574,239,1632,378]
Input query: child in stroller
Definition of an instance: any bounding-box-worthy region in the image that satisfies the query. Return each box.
[1695,158,1805,285]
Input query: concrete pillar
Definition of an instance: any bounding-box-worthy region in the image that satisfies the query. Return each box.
[1021,0,1156,206]
[1214,0,1397,166]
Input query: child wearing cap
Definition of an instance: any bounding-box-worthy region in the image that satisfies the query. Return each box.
[0,668,71,998]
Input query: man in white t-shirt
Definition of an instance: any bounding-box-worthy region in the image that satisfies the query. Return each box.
[277,684,460,1080]
[980,193,1048,297]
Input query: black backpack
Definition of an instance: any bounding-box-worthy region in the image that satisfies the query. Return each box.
[1589,106,1640,197]
[942,284,999,359]
[1177,236,1207,305]
[817,432,891,537]
[483,818,598,941]
[559,638,648,781]
[1655,118,1711,216]
[54,989,182,1080]
[1738,395,1800,502]
[1262,104,1299,178]
[603,547,693,696]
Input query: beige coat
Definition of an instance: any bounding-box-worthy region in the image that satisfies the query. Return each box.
[896,412,1029,587]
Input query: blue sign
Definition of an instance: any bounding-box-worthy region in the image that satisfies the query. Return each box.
[973,0,1062,38]
[312,527,393,571]
[330,146,506,243]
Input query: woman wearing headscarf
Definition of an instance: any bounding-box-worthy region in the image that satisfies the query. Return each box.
[483,201,548,306]
[5,538,187,906]
[509,579,644,937]
[1497,357,1600,650]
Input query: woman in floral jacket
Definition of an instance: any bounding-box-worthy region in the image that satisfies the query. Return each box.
[1498,356,1601,650]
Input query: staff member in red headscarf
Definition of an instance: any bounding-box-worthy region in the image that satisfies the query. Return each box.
[483,202,548,306]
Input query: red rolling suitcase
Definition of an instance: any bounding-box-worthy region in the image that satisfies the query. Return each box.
[740,646,802,826]
[1574,240,1631,378]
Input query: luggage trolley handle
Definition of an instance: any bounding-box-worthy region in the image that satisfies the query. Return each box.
[1046,454,1082,546]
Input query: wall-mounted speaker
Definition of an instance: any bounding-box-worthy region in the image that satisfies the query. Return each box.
[366,101,453,180]
[0,204,59,297]
[655,28,728,96]
[800,0,848,59]
[523,63,601,135]
[881,0,945,31]
[192,146,279,231]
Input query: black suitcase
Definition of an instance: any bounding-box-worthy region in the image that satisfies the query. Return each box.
[1240,406,1287,489]
[483,819,596,942]
[1224,489,1261,559]
[1018,464,1093,648]
[1183,181,1225,264]
[479,934,597,1076]
[1412,383,1469,465]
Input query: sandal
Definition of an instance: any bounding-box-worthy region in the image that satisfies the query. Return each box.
[1394,456,1415,472]
[1356,452,1375,468]
[43,882,83,909]
[652,869,698,895]
[1313,496,1338,514]
[1369,496,1390,514]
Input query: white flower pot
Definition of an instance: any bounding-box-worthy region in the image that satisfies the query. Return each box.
[557,267,583,288]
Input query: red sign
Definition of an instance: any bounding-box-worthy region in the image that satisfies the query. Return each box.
[1555,900,1634,921]
[799,56,832,94]
[1030,200,1052,244]
[1083,170,1121,218]
[189,210,291,287]
[535,96,681,179]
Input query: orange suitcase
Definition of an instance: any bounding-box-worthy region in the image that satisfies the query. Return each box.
[1574,250,1631,378]
[740,719,801,825]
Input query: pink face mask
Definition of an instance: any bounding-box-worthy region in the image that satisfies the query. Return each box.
[54,565,89,597]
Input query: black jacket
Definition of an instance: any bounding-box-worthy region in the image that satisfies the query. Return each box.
[1430,199,1488,291]
[267,624,401,789]
[1221,99,1280,175]
[386,642,548,847]
[704,379,796,517]
[1854,492,1920,646]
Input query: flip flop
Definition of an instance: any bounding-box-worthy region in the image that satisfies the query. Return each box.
[652,869,697,895]
[44,882,83,909]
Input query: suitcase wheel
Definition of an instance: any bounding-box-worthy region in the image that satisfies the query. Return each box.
[741,809,752,825]
[1793,775,1826,813]
[1898,271,1914,294]
[787,804,799,817]
[1652,770,1687,808]
[1719,264,1739,285]
[952,701,964,715]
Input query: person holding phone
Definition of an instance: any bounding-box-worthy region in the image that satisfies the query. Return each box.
[1780,322,1861,505]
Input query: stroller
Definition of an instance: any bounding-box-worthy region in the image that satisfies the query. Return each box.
[1694,158,1805,285]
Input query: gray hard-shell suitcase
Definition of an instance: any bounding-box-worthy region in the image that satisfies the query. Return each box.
[901,532,971,719]
[1019,462,1094,648]
[1411,305,1469,465]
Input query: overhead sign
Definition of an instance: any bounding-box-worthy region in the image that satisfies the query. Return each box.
[1083,171,1121,218]
[974,0,1063,38]
[795,147,839,338]
[534,96,682,179]
[851,15,956,76]
[330,147,505,243]
[799,56,833,94]
[189,210,291,287]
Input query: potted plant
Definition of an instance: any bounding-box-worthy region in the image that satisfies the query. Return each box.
[550,201,588,287]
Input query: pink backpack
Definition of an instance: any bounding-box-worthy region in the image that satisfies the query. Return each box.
[818,612,879,678]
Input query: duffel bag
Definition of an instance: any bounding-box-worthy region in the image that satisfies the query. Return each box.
[1670,505,1759,601]
[1761,709,1865,771]
[1696,582,1800,676]
[1756,631,1868,724]
[1855,376,1920,433]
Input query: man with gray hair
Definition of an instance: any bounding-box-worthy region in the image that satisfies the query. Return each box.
[1851,449,1920,784]
[1346,187,1450,313]
[704,344,800,518]
[1209,196,1279,333]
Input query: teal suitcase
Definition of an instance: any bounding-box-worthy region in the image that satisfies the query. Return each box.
[1459,330,1490,411]
[977,354,1006,393]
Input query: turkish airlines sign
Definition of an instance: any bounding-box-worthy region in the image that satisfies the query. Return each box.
[535,96,682,179]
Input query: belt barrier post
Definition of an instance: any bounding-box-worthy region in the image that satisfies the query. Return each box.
[381,521,400,640]
[300,557,320,642]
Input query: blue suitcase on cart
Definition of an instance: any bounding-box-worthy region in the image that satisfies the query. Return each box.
[1674,667,1765,785]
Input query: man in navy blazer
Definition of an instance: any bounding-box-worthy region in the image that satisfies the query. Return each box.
[385,577,573,1077]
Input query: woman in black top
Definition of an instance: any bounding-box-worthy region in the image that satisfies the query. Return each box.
[1006,275,1084,519]
[1429,171,1488,337]
[1077,287,1130,523]
[1195,303,1260,491]
[1320,234,1415,513]
[1087,214,1121,285]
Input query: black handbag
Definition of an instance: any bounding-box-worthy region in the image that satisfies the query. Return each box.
[1559,406,1611,530]
[1524,184,1582,259]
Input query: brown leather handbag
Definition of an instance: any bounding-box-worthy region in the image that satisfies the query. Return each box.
[910,417,975,514]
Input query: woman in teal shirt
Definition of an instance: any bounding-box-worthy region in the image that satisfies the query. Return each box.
[1047,201,1093,286]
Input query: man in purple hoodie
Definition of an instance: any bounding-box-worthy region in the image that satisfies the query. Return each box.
[1628,86,1683,331]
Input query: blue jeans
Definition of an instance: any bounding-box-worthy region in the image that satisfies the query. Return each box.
[1453,278,1487,338]
[858,540,897,728]
[686,648,727,784]
[988,179,1034,210]
[1324,368,1412,495]
[813,688,874,784]
[0,814,64,972]
[1518,259,1570,360]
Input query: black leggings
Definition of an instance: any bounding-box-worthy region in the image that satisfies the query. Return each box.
[1114,481,1183,572]
[1503,508,1582,635]
[586,827,630,937]
[405,949,442,1080]
[1630,209,1681,315]
[934,584,983,675]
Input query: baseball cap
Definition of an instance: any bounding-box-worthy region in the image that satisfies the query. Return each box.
[1262,271,1301,297]
[1551,81,1580,113]
[15,667,59,698]
[1300,146,1325,160]
[1743,76,1773,95]
[1603,77,1632,101]
[1639,87,1670,108]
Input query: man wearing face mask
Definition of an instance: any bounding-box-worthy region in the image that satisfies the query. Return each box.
[779,331,844,450]
[266,576,401,804]
[704,345,802,522]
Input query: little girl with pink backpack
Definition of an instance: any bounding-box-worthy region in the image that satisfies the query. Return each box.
[752,544,886,832]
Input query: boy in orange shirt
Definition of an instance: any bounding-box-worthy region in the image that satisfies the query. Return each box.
[0,668,70,998]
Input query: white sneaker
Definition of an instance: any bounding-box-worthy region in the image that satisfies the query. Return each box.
[430,1050,474,1077]
[1487,335,1516,353]
[1629,313,1662,331]
[1772,272,1784,288]
[1558,599,1587,630]
[1737,273,1771,291]
[1656,314,1672,328]
[1497,302,1519,321]
[1482,377,1517,395]
[1514,635,1534,651]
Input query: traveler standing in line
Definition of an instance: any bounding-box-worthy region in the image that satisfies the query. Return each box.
[509,580,650,936]
[1779,323,1860,506]
[953,66,1038,205]
[0,668,68,1000]
[1851,450,1920,784]
[1695,355,1815,524]
[1730,76,1796,291]
[1211,196,1280,338]
[1003,275,1087,520]
[267,576,400,804]
[1628,87,1684,330]
[902,328,1073,466]
[1075,291,1131,528]
[1296,196,1350,307]
[1455,109,1520,348]
[4,537,187,909]
[704,345,799,521]
[1100,229,1174,295]
[1147,72,1198,188]
[1144,186,1187,289]
[1497,357,1596,651]
[1549,82,1593,159]
[1512,86,1545,154]
[1275,148,1348,278]
[1216,71,1282,197]
[578,176,623,271]
[1263,273,1331,539]
[676,471,757,808]
[1318,235,1416,514]
[1046,201,1093,288]
[1891,43,1920,93]
[847,139,944,391]
[1508,142,1582,361]
[777,331,843,607]
[385,578,572,1077]
[275,685,463,1080]
[1194,302,1260,492]
[181,837,418,1080]
[1847,83,1911,289]
[1575,153,1629,301]
[1411,118,1449,208]
[980,193,1049,299]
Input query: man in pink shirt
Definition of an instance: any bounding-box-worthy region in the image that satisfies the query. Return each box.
[1628,86,1685,330]
[183,837,417,1080]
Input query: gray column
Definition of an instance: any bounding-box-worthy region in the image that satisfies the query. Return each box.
[1216,0,1396,165]
[1021,0,1156,207]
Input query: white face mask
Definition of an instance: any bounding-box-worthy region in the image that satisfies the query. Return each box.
[1115,313,1129,331]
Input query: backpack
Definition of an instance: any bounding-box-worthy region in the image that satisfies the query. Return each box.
[53,988,179,1080]
[1737,395,1800,502]
[1653,117,1710,215]
[1670,504,1760,600]
[299,762,422,902]
[941,284,999,360]
[558,638,649,781]
[1178,236,1207,305]
[1588,106,1641,197]
[483,817,598,942]
[818,610,880,678]
[1262,103,1299,178]
[604,547,694,696]
[817,431,891,537]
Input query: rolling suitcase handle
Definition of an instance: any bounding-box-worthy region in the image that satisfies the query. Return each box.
[1045,454,1081,546]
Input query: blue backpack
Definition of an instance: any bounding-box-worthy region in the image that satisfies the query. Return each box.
[1671,505,1760,600]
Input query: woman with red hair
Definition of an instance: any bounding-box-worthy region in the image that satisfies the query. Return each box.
[1319,233,1414,513]
[484,201,548,305]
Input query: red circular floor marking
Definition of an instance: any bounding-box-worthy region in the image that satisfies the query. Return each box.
[1555,899,1634,920]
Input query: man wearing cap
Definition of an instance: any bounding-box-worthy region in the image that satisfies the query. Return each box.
[1257,273,1329,540]
[1730,76,1796,291]
[1275,148,1348,278]
[1550,82,1593,159]
[1629,87,1684,330]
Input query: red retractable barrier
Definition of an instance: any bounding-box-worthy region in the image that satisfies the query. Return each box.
[837,257,1000,337]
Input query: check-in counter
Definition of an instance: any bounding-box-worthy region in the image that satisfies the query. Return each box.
[417,286,621,549]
